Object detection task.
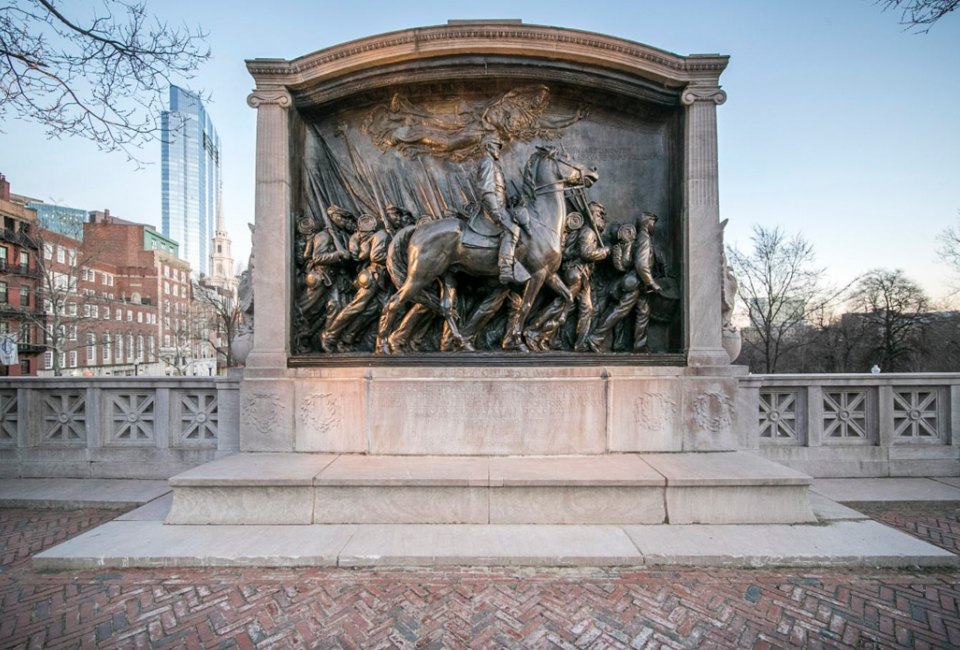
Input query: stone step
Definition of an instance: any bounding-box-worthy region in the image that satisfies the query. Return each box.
[166,451,816,525]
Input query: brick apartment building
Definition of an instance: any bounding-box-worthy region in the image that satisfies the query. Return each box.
[0,175,43,375]
[39,228,160,376]
[84,211,204,375]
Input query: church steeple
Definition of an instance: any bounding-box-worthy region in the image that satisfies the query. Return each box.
[208,185,237,297]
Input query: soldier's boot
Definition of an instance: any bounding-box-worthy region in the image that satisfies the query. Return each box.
[498,232,517,284]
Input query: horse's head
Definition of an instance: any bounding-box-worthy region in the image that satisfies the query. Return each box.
[528,146,599,196]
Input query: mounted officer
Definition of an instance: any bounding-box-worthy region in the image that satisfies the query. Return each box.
[475,134,530,283]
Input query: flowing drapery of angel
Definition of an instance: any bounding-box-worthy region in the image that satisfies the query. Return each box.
[363,85,585,161]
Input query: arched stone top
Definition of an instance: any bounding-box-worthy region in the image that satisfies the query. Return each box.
[246,22,728,107]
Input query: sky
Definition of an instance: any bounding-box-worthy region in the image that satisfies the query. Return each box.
[1,0,958,303]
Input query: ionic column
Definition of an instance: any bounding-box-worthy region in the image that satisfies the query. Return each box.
[246,88,293,371]
[682,85,729,367]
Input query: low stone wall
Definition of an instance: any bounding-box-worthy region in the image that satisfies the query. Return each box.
[744,373,960,478]
[0,377,239,479]
[2,373,957,479]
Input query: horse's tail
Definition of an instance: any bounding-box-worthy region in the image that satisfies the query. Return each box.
[386,225,416,289]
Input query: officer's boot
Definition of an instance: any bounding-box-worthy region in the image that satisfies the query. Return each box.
[498,232,517,284]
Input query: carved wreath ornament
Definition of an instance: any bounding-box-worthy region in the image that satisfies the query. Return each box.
[242,393,284,434]
[692,391,733,433]
[299,392,341,435]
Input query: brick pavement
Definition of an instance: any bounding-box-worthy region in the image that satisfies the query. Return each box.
[1,506,958,649]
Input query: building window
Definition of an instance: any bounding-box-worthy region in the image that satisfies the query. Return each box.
[57,247,65,264]
[69,351,77,368]
[0,246,7,266]
[83,304,90,317]
[127,310,132,322]
[68,302,77,316]
[104,308,110,320]
[127,334,133,361]
[136,335,143,361]
[164,334,170,347]
[86,332,96,364]
[148,335,155,361]
[91,305,98,318]
[19,251,28,271]
[19,285,29,307]
[44,243,53,260]
[19,322,29,344]
[137,312,143,323]
[115,308,121,320]
[44,351,53,369]
[116,333,123,360]
[103,334,112,363]
[0,282,7,304]
[69,325,77,341]
[19,359,29,375]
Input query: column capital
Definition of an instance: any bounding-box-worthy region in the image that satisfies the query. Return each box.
[247,89,292,109]
[681,86,727,106]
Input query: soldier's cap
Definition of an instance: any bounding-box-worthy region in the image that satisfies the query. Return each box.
[565,212,584,231]
[297,216,319,232]
[327,206,354,220]
[482,134,503,147]
[588,201,605,215]
[357,214,379,232]
[618,223,637,240]
[639,211,658,224]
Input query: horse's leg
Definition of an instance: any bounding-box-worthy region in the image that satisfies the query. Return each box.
[503,270,547,351]
[377,274,434,354]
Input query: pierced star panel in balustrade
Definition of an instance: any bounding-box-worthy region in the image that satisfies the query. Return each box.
[893,388,940,439]
[759,390,799,441]
[0,390,17,443]
[40,392,87,444]
[822,390,869,441]
[107,392,156,444]
[175,391,218,446]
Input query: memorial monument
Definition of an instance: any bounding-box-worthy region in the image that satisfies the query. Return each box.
[167,21,815,527]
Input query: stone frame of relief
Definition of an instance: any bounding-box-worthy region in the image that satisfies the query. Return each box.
[246,23,729,366]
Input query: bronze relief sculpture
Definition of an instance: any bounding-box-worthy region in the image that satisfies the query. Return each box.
[293,84,680,356]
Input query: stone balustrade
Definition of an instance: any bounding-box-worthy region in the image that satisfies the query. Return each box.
[743,373,960,477]
[0,376,239,479]
[1,373,956,479]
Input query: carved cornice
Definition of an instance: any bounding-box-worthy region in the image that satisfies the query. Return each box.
[680,87,727,106]
[246,23,729,97]
[247,89,293,109]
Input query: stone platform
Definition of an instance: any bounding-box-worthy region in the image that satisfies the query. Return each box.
[165,451,816,526]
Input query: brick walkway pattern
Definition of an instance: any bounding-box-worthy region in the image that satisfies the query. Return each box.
[1,507,959,649]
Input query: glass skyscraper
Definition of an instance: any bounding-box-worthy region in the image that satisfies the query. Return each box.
[161,86,220,277]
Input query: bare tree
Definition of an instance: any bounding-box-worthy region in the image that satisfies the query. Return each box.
[877,0,959,32]
[193,281,240,372]
[937,212,960,291]
[0,0,209,162]
[852,268,929,371]
[29,218,107,375]
[728,225,849,373]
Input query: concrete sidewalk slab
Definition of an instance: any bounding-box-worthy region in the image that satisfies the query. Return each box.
[338,524,643,567]
[33,518,956,570]
[933,477,960,489]
[0,479,170,509]
[807,492,869,521]
[812,478,960,503]
[115,493,173,521]
[33,520,357,570]
[624,520,957,568]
